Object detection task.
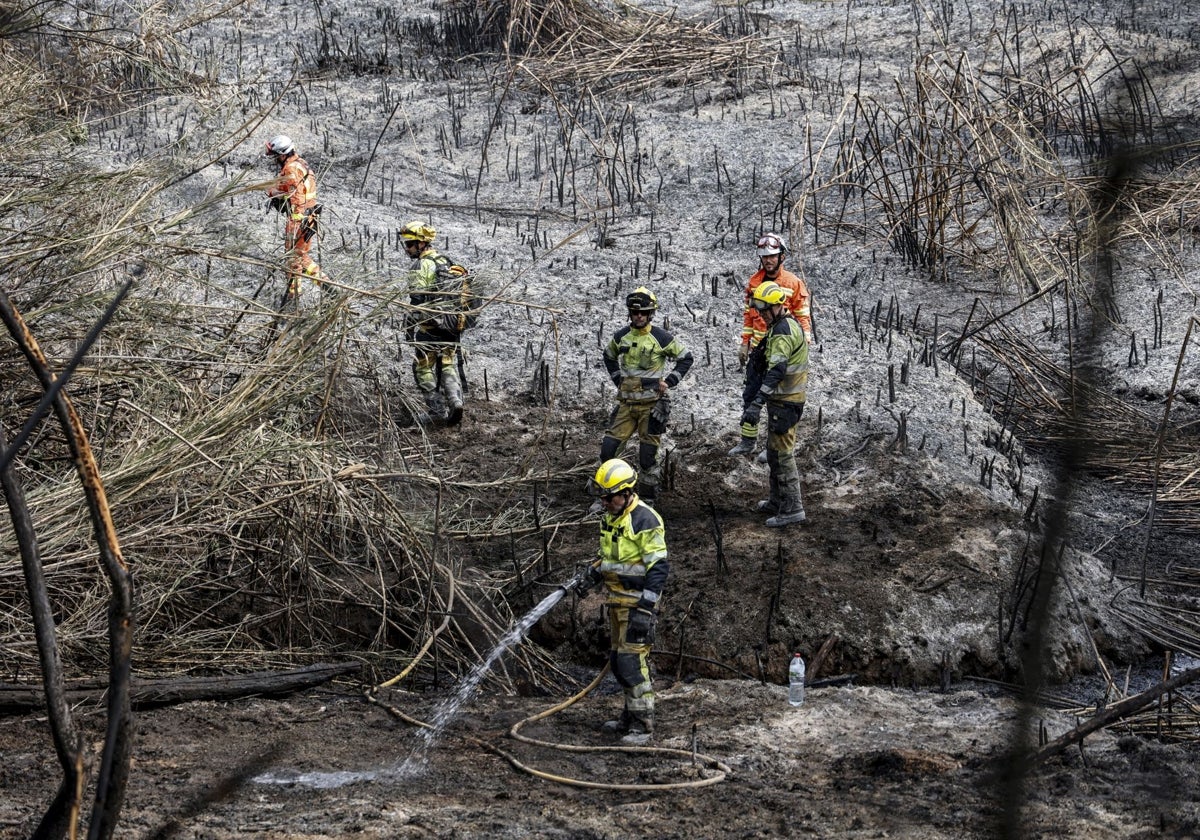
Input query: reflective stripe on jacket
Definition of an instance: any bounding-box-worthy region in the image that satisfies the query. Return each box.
[604,324,693,402]
[267,155,318,221]
[741,268,812,348]
[755,313,808,405]
[597,496,669,607]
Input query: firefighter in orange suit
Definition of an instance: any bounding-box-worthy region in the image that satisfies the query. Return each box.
[264,135,329,306]
[733,231,812,461]
[738,232,812,365]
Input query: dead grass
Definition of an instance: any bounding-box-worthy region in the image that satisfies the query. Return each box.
[0,0,575,692]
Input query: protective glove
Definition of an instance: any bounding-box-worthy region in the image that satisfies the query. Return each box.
[737,343,749,369]
[653,395,670,421]
[625,608,655,646]
[573,566,602,597]
[741,399,764,427]
[649,394,670,432]
[267,196,288,214]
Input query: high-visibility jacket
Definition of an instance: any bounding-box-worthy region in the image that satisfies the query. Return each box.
[741,268,812,348]
[748,312,808,406]
[604,324,693,402]
[267,154,318,222]
[407,247,443,302]
[406,247,460,342]
[597,496,669,609]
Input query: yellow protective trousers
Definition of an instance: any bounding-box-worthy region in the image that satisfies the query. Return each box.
[608,605,654,725]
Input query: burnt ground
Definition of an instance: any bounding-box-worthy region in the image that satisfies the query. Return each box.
[4,396,1199,839]
[5,0,1200,835]
[3,668,1199,839]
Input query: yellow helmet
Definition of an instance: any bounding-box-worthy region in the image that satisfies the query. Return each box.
[400,220,436,244]
[752,280,791,308]
[592,459,638,495]
[626,287,657,313]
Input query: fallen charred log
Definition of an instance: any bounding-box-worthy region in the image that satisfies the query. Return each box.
[0,662,361,715]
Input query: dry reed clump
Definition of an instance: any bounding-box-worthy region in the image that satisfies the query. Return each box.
[447,0,766,93]
[799,29,1200,529]
[808,47,1098,289]
[2,264,578,688]
[0,9,579,693]
[0,0,215,109]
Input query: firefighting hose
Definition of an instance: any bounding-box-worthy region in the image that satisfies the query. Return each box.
[366,570,730,790]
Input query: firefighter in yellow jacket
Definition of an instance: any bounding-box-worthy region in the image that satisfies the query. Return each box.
[729,281,809,526]
[402,220,464,426]
[599,287,693,503]
[264,135,328,306]
[575,458,669,746]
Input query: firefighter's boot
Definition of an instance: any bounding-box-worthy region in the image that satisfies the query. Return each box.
[756,465,781,514]
[601,710,634,735]
[766,451,807,527]
[441,366,464,426]
[422,389,443,415]
[620,713,654,746]
[727,436,755,457]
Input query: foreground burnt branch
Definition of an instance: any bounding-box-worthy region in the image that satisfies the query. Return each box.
[1033,666,1200,766]
[0,422,84,840]
[0,289,135,840]
[0,662,361,714]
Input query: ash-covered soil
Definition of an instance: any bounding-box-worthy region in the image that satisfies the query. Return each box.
[4,0,1200,836]
[7,392,1198,839]
[4,675,1200,839]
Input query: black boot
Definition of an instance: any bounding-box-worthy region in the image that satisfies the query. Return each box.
[601,710,634,735]
[766,452,806,526]
[620,714,653,746]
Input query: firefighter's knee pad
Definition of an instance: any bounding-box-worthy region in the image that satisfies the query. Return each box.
[612,650,648,690]
[637,441,658,472]
[412,359,436,391]
[628,679,653,700]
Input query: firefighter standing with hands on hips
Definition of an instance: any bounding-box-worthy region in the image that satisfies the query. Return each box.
[729,281,809,527]
[264,135,329,307]
[597,287,693,506]
[574,458,669,746]
[735,232,812,460]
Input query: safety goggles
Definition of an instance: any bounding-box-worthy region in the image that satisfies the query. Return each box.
[750,299,771,311]
[756,234,784,251]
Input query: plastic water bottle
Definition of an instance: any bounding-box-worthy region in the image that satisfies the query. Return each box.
[788,653,806,707]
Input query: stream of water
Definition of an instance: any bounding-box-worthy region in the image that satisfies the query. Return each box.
[253,585,570,789]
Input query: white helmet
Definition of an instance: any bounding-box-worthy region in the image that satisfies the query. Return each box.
[755,232,788,257]
[265,134,295,157]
